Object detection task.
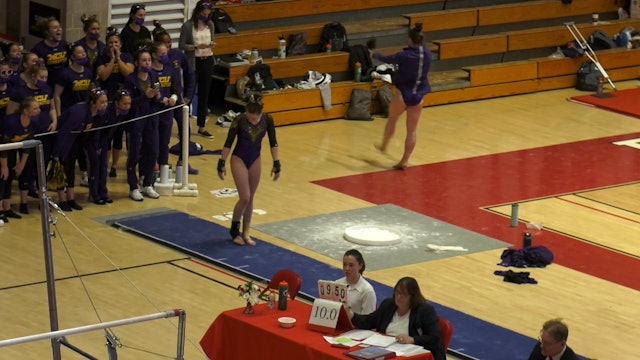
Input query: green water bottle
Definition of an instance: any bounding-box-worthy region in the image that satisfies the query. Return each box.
[278,281,288,310]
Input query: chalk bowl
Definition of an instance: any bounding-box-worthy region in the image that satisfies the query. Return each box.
[278,317,296,328]
[343,225,402,246]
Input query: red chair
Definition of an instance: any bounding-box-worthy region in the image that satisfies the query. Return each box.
[438,316,453,350]
[268,269,302,300]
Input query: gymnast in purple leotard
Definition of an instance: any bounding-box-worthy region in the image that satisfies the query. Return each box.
[372,23,432,170]
[217,94,280,246]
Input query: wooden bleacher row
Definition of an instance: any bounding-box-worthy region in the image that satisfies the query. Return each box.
[427,46,640,106]
[226,51,348,84]
[214,17,409,57]
[432,18,640,59]
[215,0,440,24]
[214,0,636,126]
[222,18,638,89]
[215,22,325,56]
[403,0,620,31]
[246,46,640,126]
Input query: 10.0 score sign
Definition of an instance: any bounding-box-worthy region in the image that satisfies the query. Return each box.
[308,298,344,333]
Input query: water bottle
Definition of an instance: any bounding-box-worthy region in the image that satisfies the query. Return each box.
[522,232,532,248]
[250,48,259,64]
[278,35,286,59]
[277,281,288,310]
[597,77,604,95]
[354,61,362,82]
[268,292,276,309]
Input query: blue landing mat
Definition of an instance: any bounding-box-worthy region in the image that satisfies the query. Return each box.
[113,210,537,360]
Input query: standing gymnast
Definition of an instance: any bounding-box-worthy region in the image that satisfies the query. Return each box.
[217,95,281,246]
[373,23,432,170]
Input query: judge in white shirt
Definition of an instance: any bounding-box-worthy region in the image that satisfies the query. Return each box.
[335,249,377,315]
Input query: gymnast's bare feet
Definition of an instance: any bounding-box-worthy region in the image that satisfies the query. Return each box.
[243,236,256,246]
[392,163,408,170]
[374,143,386,153]
[233,236,245,246]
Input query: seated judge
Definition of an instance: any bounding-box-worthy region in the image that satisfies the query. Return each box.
[335,249,376,315]
[528,318,579,360]
[346,277,446,360]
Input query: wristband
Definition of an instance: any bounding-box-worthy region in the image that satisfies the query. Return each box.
[273,160,281,173]
[217,159,225,172]
[170,94,178,102]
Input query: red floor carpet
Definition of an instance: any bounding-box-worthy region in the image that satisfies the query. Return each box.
[569,87,640,118]
[314,133,640,291]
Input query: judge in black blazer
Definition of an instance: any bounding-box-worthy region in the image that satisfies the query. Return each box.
[347,277,446,360]
[528,319,579,360]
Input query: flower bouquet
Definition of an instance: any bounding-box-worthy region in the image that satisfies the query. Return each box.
[237,281,270,314]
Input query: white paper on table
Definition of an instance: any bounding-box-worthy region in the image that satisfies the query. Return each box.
[386,343,430,356]
[339,329,377,341]
[361,333,397,348]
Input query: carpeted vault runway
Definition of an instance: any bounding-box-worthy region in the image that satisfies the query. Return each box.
[109,209,537,360]
[569,87,640,118]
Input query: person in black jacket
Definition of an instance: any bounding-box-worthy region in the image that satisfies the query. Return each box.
[528,319,579,360]
[347,277,446,360]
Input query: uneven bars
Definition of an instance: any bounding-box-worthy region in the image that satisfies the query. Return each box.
[0,139,41,152]
[0,309,185,348]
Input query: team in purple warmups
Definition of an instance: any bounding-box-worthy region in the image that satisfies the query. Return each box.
[0,4,199,226]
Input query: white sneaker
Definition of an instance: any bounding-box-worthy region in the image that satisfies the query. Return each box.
[141,186,160,199]
[0,219,4,227]
[129,189,144,202]
[80,175,89,187]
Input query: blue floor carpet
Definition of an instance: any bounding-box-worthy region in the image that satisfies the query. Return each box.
[113,210,537,360]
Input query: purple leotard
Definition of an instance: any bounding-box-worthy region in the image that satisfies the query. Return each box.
[373,46,432,106]
[223,113,278,168]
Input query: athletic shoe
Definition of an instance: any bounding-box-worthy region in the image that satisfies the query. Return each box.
[0,218,4,227]
[67,200,83,211]
[5,210,22,219]
[129,189,144,202]
[141,186,160,199]
[198,129,214,139]
[58,202,72,212]
[0,214,8,223]
[103,198,113,204]
[19,203,29,214]
[93,199,106,205]
[109,167,117,178]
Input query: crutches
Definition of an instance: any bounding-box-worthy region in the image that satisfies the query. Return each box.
[564,21,616,90]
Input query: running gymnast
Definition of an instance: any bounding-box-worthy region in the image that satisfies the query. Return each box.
[373,23,432,170]
[217,94,281,246]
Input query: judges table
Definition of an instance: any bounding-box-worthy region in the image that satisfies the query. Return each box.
[200,300,433,360]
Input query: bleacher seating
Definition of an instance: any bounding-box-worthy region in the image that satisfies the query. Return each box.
[216,0,439,24]
[477,0,619,26]
[214,0,639,127]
